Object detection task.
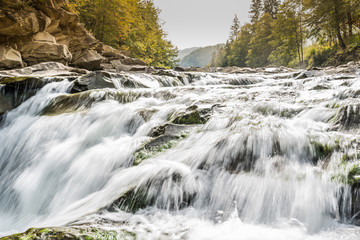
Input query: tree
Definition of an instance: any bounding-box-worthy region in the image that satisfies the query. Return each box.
[303,0,347,49]
[250,0,263,24]
[268,1,303,67]
[227,24,252,67]
[68,0,178,68]
[246,13,274,67]
[263,0,280,19]
[229,15,241,42]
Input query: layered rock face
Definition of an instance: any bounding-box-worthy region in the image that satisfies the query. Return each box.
[0,0,145,71]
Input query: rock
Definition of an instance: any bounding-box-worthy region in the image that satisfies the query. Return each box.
[20,41,72,65]
[122,57,146,66]
[0,62,88,77]
[33,31,56,43]
[102,45,126,60]
[71,49,103,70]
[129,66,147,72]
[0,11,46,36]
[0,46,23,69]
[148,123,193,138]
[334,104,360,130]
[172,106,212,125]
[174,66,186,72]
[0,226,136,240]
[71,71,116,92]
[110,60,131,72]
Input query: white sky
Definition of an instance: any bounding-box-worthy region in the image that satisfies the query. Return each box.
[153,0,252,50]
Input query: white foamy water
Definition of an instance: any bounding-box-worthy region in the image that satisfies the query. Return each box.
[0,69,360,239]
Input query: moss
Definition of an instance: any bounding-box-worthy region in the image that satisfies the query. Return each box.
[0,227,136,240]
[108,187,148,213]
[312,142,334,160]
[348,164,360,185]
[174,111,205,124]
[134,139,179,166]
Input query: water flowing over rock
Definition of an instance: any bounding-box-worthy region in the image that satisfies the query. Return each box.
[1,64,360,240]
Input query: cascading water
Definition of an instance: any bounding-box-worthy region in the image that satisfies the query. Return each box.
[0,66,360,239]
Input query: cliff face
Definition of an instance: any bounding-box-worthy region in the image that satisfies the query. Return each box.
[0,0,145,70]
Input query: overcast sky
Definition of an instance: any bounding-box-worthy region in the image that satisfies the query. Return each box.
[153,0,252,50]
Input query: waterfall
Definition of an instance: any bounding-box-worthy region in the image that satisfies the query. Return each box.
[0,68,359,239]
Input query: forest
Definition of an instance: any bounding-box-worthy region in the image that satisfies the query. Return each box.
[68,0,178,68]
[210,0,360,68]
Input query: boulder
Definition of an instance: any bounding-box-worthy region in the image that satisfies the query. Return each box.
[102,45,126,60]
[122,57,146,66]
[0,46,23,69]
[110,60,132,72]
[71,71,116,92]
[71,49,103,70]
[20,41,72,65]
[0,11,46,36]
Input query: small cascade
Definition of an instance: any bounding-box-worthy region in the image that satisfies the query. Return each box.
[0,67,360,239]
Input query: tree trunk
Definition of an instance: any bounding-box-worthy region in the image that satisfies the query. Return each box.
[334,1,347,49]
[348,11,353,37]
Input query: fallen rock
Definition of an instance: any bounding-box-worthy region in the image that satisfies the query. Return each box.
[71,49,103,70]
[0,46,23,69]
[102,45,126,60]
[122,57,145,66]
[20,41,72,65]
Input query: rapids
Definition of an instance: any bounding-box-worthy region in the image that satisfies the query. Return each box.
[0,66,360,239]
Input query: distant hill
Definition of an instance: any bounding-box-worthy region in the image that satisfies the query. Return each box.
[177,47,200,60]
[179,44,225,67]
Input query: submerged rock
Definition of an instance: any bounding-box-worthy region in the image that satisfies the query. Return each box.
[0,227,136,240]
[333,104,360,130]
[172,106,212,125]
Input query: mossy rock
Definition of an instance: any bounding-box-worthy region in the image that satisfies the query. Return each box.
[172,107,211,125]
[106,187,149,213]
[0,227,136,240]
[0,77,62,90]
[348,165,360,185]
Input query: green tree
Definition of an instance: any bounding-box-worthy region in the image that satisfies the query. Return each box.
[246,13,274,67]
[68,0,178,68]
[303,0,347,49]
[263,0,280,19]
[227,24,252,67]
[268,0,305,67]
[250,0,263,24]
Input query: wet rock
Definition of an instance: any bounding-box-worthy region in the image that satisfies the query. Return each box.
[71,50,102,71]
[71,71,115,92]
[0,46,24,69]
[172,106,212,125]
[0,227,136,240]
[0,62,88,78]
[129,66,147,72]
[334,104,360,130]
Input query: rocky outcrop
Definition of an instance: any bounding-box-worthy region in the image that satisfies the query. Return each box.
[0,0,146,71]
[0,46,23,69]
